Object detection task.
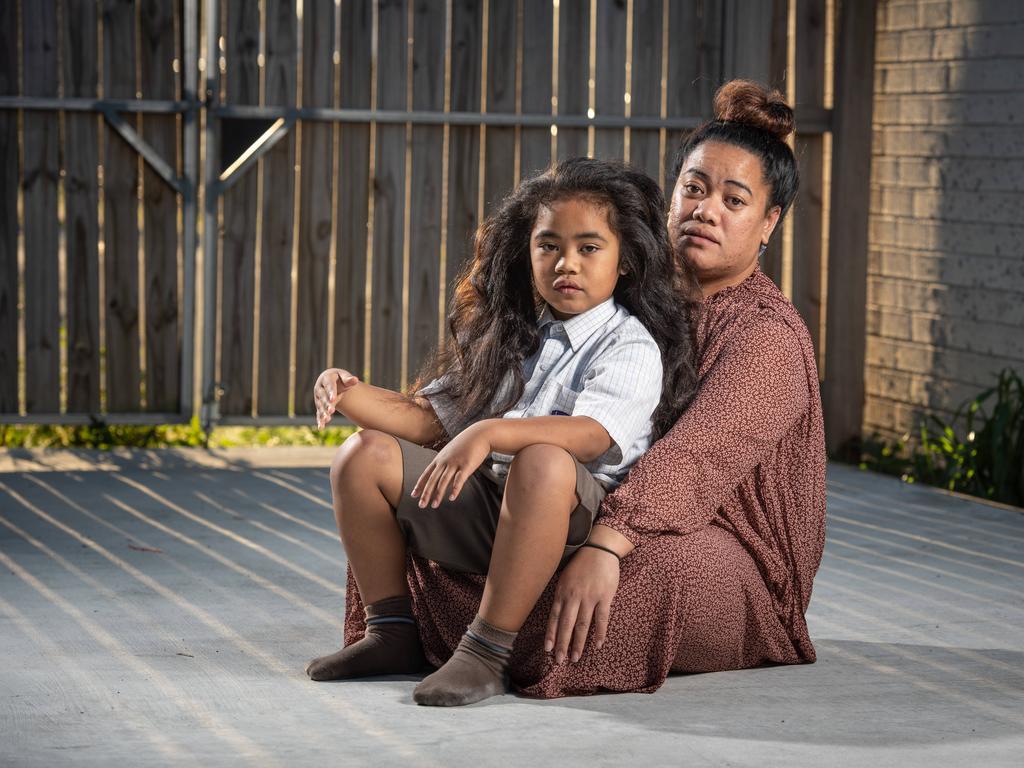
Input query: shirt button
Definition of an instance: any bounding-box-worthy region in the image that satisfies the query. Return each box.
[539,364,548,371]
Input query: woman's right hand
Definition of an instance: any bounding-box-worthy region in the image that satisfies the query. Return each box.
[314,368,359,429]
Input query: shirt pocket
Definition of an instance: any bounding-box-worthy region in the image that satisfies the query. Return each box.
[537,381,580,417]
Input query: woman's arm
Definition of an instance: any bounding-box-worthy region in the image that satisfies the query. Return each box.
[315,368,444,446]
[598,313,811,546]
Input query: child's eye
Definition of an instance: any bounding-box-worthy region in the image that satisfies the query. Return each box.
[539,242,559,252]
[580,244,599,254]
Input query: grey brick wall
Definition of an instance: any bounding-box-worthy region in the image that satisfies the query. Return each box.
[865,0,1024,441]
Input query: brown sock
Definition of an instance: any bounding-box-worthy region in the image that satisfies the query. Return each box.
[413,614,516,706]
[305,594,426,681]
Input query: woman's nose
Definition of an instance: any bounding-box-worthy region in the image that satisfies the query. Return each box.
[693,198,717,224]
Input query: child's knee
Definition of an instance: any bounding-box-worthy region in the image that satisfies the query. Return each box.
[330,429,400,487]
[507,444,577,499]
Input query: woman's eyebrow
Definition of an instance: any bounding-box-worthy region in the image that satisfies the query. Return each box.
[724,179,754,196]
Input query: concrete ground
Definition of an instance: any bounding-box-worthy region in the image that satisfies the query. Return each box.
[0,448,1022,767]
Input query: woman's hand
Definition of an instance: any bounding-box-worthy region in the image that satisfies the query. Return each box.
[545,546,620,664]
[411,421,493,508]
[314,368,359,429]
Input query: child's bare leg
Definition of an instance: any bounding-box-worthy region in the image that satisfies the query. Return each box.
[414,444,577,705]
[306,430,426,680]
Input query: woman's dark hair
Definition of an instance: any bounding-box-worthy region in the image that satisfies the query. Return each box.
[672,80,799,220]
[414,157,700,441]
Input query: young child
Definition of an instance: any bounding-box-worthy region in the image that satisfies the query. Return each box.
[306,158,697,706]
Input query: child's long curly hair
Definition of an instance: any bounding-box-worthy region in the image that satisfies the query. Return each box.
[415,157,701,441]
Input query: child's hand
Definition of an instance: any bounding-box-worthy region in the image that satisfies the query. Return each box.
[411,422,493,508]
[314,368,359,429]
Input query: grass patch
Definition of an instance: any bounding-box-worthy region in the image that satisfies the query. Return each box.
[0,418,356,450]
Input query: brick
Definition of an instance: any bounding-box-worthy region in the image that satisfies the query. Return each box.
[910,188,1024,225]
[870,248,1024,289]
[911,313,1024,358]
[930,93,1024,125]
[887,2,921,30]
[880,64,916,93]
[870,157,1024,191]
[917,1,951,28]
[866,275,1024,330]
[901,29,937,59]
[950,1,1024,27]
[913,62,949,92]
[865,336,1023,387]
[876,126,1024,159]
[876,31,902,62]
[933,23,1024,60]
[870,215,1024,257]
[947,59,1024,92]
[931,27,967,58]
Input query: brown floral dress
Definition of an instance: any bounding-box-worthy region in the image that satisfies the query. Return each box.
[343,267,827,697]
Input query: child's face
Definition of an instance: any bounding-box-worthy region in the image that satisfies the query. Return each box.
[530,198,624,320]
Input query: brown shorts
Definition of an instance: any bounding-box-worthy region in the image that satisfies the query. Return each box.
[392,437,606,575]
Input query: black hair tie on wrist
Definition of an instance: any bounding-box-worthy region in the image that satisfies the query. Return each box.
[581,541,621,561]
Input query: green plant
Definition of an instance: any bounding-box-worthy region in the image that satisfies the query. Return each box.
[0,418,356,450]
[913,368,1024,505]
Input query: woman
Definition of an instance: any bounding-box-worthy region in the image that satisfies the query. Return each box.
[342,79,826,697]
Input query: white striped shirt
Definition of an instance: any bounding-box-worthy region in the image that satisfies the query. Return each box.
[419,298,662,488]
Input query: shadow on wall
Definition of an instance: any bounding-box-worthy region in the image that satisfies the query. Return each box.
[865,1,1024,439]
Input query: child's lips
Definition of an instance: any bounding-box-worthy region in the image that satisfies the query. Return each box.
[553,280,582,294]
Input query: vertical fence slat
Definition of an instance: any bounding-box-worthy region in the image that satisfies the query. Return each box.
[294,0,336,410]
[482,0,516,214]
[0,1,21,412]
[333,0,370,381]
[407,2,445,384]
[368,0,407,391]
[792,0,827,361]
[722,0,773,82]
[63,0,101,413]
[664,0,723,190]
[594,0,626,161]
[556,0,588,160]
[519,0,553,179]
[103,0,140,411]
[444,1,482,296]
[23,0,60,413]
[220,0,259,415]
[629,0,663,183]
[257,0,296,415]
[140,0,180,412]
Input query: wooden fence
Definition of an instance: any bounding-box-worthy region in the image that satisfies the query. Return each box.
[1,0,865,436]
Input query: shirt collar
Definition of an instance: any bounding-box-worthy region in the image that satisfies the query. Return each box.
[538,297,618,351]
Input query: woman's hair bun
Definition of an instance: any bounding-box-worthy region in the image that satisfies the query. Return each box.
[713,79,794,141]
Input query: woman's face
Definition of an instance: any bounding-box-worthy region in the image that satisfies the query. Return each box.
[668,141,781,295]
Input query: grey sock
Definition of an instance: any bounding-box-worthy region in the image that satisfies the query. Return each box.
[306,595,426,681]
[413,614,516,706]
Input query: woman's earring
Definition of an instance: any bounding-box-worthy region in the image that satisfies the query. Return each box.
[757,242,768,258]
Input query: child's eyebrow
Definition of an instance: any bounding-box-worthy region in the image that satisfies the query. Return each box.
[573,231,608,242]
[533,229,608,242]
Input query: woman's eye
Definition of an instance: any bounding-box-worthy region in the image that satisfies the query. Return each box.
[684,183,703,195]
[727,196,746,207]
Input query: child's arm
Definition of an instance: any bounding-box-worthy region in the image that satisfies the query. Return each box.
[411,415,611,508]
[314,368,444,446]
